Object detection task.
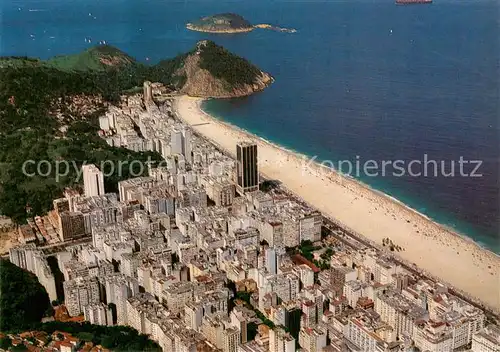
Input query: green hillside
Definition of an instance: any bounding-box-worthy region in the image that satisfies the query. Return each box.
[0,259,51,331]
[0,57,42,69]
[0,48,168,223]
[198,40,262,85]
[46,45,136,71]
[0,43,269,223]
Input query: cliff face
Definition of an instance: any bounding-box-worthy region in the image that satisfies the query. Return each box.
[177,41,273,98]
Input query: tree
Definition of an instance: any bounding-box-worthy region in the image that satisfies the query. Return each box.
[76,332,94,342]
[11,344,28,351]
[0,337,12,350]
[101,335,116,349]
[247,322,258,341]
[0,259,51,331]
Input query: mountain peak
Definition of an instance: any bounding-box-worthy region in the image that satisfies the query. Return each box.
[178,40,273,98]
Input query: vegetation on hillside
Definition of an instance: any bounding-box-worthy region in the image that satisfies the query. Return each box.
[156,50,191,88]
[0,259,51,331]
[0,59,170,222]
[45,45,190,89]
[198,41,262,86]
[46,45,136,71]
[0,56,42,69]
[0,43,268,222]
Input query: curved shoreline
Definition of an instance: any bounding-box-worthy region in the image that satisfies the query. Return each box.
[202,100,492,253]
[255,135,496,251]
[174,95,500,312]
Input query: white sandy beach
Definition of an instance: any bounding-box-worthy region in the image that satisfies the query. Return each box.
[174,95,500,312]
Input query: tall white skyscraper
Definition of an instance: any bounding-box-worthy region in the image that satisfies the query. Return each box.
[182,127,192,163]
[266,247,277,275]
[82,164,105,197]
[170,127,183,155]
[143,81,153,103]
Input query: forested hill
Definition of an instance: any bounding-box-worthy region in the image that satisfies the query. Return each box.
[0,45,137,71]
[46,45,136,71]
[179,40,273,98]
[0,41,271,96]
[0,41,272,223]
[0,45,190,99]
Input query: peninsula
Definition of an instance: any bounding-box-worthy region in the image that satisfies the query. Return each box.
[186,13,297,34]
[0,41,272,224]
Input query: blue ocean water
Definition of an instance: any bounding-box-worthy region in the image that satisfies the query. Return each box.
[1,0,499,252]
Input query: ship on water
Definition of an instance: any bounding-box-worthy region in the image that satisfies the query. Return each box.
[396,0,432,4]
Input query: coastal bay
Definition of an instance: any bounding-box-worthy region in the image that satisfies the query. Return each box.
[174,95,500,312]
[2,0,499,348]
[3,0,498,250]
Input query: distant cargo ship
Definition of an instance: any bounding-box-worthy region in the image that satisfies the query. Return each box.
[396,0,432,4]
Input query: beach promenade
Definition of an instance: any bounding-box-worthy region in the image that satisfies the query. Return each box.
[174,95,500,312]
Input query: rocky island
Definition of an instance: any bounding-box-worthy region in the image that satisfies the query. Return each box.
[186,13,254,33]
[186,13,297,34]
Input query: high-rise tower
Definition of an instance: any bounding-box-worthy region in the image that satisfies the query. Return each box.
[236,142,259,194]
[82,164,105,197]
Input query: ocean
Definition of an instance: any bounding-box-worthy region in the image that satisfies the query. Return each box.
[1,0,499,252]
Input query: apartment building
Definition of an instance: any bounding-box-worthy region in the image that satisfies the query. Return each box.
[63,276,100,316]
